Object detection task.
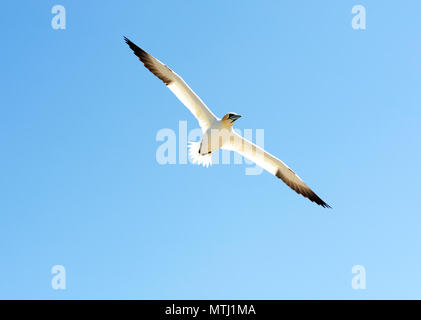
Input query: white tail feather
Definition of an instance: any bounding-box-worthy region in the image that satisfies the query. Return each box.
[188,141,212,168]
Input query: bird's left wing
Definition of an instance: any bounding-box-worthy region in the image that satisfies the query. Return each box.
[223,131,330,208]
[124,37,217,131]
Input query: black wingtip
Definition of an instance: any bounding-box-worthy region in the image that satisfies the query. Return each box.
[123,36,146,56]
[314,194,331,208]
[304,191,331,209]
[275,169,331,209]
[123,36,132,46]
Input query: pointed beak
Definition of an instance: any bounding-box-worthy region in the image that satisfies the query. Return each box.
[230,114,242,122]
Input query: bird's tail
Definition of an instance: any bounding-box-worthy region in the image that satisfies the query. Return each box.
[188,141,212,168]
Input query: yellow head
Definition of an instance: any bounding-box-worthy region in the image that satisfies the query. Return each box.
[221,112,242,127]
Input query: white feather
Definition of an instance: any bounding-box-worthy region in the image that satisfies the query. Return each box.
[188,141,212,168]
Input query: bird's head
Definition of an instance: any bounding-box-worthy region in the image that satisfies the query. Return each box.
[222,112,242,126]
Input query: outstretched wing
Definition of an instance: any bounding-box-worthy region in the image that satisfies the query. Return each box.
[124,37,217,131]
[223,132,330,208]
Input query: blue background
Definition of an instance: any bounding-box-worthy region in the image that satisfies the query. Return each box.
[1,1,420,299]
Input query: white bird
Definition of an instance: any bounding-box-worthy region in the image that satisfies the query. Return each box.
[124,37,330,208]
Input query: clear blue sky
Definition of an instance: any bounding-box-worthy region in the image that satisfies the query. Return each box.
[1,1,420,299]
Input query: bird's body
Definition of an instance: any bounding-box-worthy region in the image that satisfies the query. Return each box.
[200,113,241,154]
[188,113,242,167]
[124,37,331,208]
[200,120,229,155]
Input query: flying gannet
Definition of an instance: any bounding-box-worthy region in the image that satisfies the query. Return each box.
[124,37,330,208]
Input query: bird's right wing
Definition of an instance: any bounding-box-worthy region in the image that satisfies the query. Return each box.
[124,37,217,131]
[223,131,330,208]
